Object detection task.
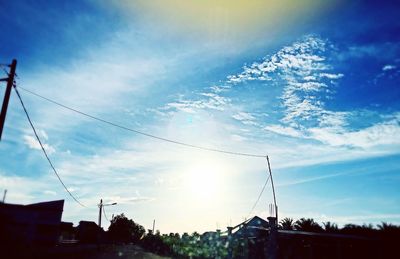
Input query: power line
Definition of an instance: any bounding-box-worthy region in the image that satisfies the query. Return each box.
[102,205,110,222]
[17,86,267,158]
[246,174,270,219]
[14,86,87,208]
[1,67,9,76]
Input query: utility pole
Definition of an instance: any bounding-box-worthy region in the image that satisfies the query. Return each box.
[2,189,7,203]
[98,199,103,228]
[267,156,278,221]
[98,199,117,228]
[266,156,278,259]
[0,59,17,141]
[152,219,155,234]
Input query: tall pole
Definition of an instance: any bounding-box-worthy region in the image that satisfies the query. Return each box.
[98,199,103,228]
[152,219,155,234]
[267,156,278,221]
[2,189,7,203]
[0,59,17,141]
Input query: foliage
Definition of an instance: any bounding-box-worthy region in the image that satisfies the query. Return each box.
[294,218,323,232]
[323,221,339,233]
[160,231,228,258]
[140,231,172,256]
[104,214,400,258]
[279,217,295,230]
[107,213,145,244]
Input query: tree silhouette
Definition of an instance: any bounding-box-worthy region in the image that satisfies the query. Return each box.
[323,221,339,233]
[141,229,171,255]
[294,218,323,232]
[107,213,145,243]
[279,217,295,230]
[340,223,376,237]
[377,222,400,232]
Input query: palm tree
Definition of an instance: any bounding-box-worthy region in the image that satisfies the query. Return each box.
[377,222,400,239]
[294,218,323,232]
[323,221,339,233]
[377,222,399,232]
[279,217,295,230]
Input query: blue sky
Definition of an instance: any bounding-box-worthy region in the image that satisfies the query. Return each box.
[0,0,399,233]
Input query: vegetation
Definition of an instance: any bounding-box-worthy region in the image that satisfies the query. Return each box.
[294,218,323,232]
[160,231,228,258]
[104,213,400,258]
[323,221,339,233]
[279,217,294,230]
[107,213,145,243]
[278,218,400,237]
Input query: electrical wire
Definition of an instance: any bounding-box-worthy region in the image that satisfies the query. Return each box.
[12,85,274,216]
[246,174,270,219]
[17,86,267,158]
[1,67,9,77]
[14,86,87,208]
[102,205,110,222]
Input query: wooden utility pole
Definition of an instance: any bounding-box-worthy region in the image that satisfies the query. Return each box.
[267,156,278,221]
[0,59,17,141]
[2,189,7,203]
[98,199,117,228]
[98,199,103,228]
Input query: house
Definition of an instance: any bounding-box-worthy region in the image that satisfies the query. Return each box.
[0,199,64,246]
[227,216,270,258]
[59,221,77,244]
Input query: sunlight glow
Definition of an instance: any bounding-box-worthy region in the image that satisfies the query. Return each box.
[111,0,336,42]
[183,162,224,204]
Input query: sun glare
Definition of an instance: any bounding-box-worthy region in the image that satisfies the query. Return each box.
[183,163,223,203]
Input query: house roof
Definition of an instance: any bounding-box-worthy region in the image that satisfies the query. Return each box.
[229,216,270,239]
[232,216,269,231]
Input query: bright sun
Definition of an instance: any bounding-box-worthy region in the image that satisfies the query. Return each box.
[183,163,222,203]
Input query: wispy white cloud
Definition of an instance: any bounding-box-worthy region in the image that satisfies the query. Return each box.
[223,35,400,155]
[0,173,58,204]
[277,171,348,187]
[23,134,56,154]
[264,124,303,138]
[232,112,258,126]
[43,190,57,196]
[382,64,396,71]
[164,92,231,114]
[104,195,154,204]
[308,115,400,148]
[225,35,344,130]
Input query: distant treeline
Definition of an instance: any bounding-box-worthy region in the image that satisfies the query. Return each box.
[105,214,400,258]
[278,217,400,236]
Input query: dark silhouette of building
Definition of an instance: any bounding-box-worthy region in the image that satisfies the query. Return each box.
[0,199,64,247]
[227,216,270,258]
[76,220,104,243]
[225,216,385,259]
[268,217,383,259]
[59,221,77,244]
